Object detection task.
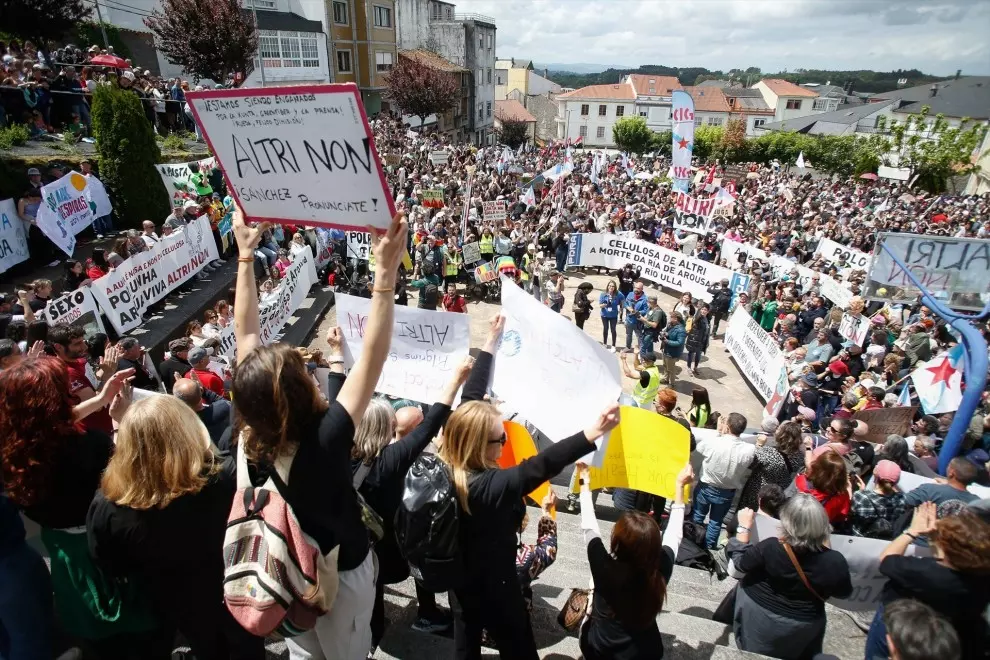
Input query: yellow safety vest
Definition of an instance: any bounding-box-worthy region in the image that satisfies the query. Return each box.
[445,252,461,277]
[690,405,709,429]
[632,365,661,407]
[480,236,494,254]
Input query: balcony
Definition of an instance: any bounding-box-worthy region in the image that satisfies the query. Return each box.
[455,12,496,27]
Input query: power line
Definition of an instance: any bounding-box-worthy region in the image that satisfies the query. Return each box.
[84,0,153,18]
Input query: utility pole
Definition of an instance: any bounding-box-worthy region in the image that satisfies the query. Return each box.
[251,1,266,87]
[93,0,111,51]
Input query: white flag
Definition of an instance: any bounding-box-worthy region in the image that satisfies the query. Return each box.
[796,152,806,169]
[874,197,889,214]
[521,186,536,209]
[84,174,113,218]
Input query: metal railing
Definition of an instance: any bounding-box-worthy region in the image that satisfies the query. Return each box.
[455,12,496,25]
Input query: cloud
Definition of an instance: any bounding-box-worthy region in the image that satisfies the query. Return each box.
[459,0,989,76]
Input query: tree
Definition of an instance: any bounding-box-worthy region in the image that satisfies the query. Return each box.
[719,118,748,162]
[650,130,672,157]
[384,56,459,127]
[92,85,169,228]
[495,118,529,150]
[0,0,92,64]
[612,116,654,154]
[692,125,725,163]
[144,0,257,83]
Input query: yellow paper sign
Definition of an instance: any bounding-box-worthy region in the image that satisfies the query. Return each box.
[577,406,690,500]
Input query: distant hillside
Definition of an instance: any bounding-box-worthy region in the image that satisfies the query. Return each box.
[533,62,625,74]
[546,65,945,94]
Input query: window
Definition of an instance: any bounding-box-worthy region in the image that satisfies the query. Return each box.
[478,103,483,120]
[332,1,348,24]
[336,49,352,73]
[477,68,482,85]
[579,125,588,137]
[487,68,492,84]
[279,31,302,67]
[616,106,624,117]
[299,33,319,67]
[445,7,452,19]
[245,0,276,8]
[694,118,701,127]
[375,51,393,72]
[258,30,282,68]
[598,104,607,116]
[486,101,491,118]
[479,36,484,48]
[785,99,801,110]
[639,110,647,117]
[707,116,723,126]
[813,98,829,111]
[596,126,605,138]
[754,118,767,129]
[373,5,392,27]
[580,104,589,116]
[258,30,322,69]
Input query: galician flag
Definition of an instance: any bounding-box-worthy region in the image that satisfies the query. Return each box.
[896,382,912,407]
[796,152,806,169]
[910,344,965,414]
[521,186,536,209]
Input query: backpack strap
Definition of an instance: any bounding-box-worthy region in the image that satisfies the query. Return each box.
[353,461,373,489]
[235,437,252,490]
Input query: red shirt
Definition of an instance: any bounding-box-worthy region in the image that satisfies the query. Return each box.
[794,473,850,524]
[863,400,884,410]
[87,265,108,281]
[66,358,114,435]
[443,294,467,313]
[191,367,225,398]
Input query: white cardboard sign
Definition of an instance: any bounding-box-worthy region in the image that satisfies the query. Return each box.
[815,237,872,271]
[185,84,395,230]
[43,288,107,337]
[483,200,507,222]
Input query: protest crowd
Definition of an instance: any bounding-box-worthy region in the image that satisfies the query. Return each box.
[1,86,990,660]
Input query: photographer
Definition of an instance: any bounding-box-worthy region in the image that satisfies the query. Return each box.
[638,295,667,361]
[660,312,687,387]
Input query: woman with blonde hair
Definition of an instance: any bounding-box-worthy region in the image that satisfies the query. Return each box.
[439,316,620,659]
[87,396,264,659]
[229,206,407,660]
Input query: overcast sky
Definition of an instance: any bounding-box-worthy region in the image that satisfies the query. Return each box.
[459,0,990,77]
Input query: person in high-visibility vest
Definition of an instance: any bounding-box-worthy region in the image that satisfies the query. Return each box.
[479,229,494,262]
[444,246,462,284]
[620,351,661,409]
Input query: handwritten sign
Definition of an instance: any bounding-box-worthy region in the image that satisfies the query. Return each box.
[724,307,789,417]
[43,288,106,337]
[474,262,497,283]
[429,151,448,166]
[421,188,445,209]
[576,406,690,500]
[0,198,29,274]
[335,293,470,404]
[839,312,870,346]
[492,277,622,441]
[346,230,372,261]
[820,274,853,309]
[258,249,318,345]
[852,406,918,444]
[483,200,507,222]
[752,514,929,612]
[185,84,394,230]
[866,232,990,312]
[461,241,482,265]
[815,237,871,271]
[566,233,746,304]
[155,157,217,205]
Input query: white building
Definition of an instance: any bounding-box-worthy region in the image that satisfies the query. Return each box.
[555,83,636,147]
[97,0,331,86]
[753,78,834,123]
[626,74,679,132]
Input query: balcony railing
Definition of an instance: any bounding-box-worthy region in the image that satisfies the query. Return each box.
[455,12,496,25]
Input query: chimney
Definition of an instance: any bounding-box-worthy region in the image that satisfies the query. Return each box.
[929,84,938,97]
[955,69,961,80]
[544,67,548,79]
[511,57,514,66]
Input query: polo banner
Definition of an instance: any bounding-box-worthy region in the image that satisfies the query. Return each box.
[865,233,990,312]
[566,233,747,304]
[0,199,29,275]
[724,307,789,417]
[671,90,695,193]
[90,215,220,334]
[672,191,718,235]
[43,288,106,337]
[185,84,395,230]
[155,157,217,204]
[814,237,872,271]
[346,230,372,260]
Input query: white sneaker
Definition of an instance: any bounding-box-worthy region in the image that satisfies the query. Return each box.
[47,260,61,267]
[210,260,223,267]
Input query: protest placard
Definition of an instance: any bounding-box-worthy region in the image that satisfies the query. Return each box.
[865,232,990,311]
[576,406,691,500]
[43,288,106,337]
[815,237,872,271]
[482,200,507,222]
[724,307,789,417]
[421,188,445,209]
[839,312,871,346]
[336,293,470,403]
[345,230,372,261]
[853,406,918,444]
[497,421,551,508]
[89,216,220,334]
[820,274,853,308]
[722,163,749,184]
[429,151,449,166]
[0,199,30,274]
[36,171,112,256]
[492,277,622,441]
[752,514,930,612]
[474,262,497,283]
[185,84,394,230]
[566,233,747,304]
[672,191,718,235]
[258,249,318,345]
[461,241,482,265]
[155,157,217,205]
[721,239,769,269]
[312,228,334,270]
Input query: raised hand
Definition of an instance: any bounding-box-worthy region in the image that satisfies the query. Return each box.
[370,212,408,280]
[232,204,270,258]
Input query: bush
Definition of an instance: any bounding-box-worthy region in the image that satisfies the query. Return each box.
[161,134,185,151]
[0,123,31,150]
[92,84,168,228]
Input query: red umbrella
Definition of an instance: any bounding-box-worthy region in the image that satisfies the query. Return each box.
[859,173,879,180]
[89,54,129,68]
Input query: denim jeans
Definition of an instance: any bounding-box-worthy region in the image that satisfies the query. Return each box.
[640,333,655,359]
[93,214,113,236]
[686,349,703,370]
[624,323,641,350]
[864,603,889,659]
[256,246,276,267]
[555,250,567,273]
[601,317,617,345]
[692,482,735,548]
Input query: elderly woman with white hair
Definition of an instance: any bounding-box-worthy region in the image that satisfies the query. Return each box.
[731,494,853,659]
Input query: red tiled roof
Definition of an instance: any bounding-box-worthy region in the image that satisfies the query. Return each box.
[759,78,819,98]
[398,49,467,73]
[495,99,536,123]
[627,74,680,97]
[683,86,731,113]
[558,82,636,101]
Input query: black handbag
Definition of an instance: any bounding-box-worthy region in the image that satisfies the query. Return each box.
[711,583,738,624]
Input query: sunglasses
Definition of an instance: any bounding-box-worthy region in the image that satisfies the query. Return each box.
[488,431,507,446]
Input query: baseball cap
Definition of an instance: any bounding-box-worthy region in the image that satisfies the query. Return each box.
[873,459,902,484]
[828,361,850,377]
[168,337,193,353]
[188,346,209,363]
[183,200,199,211]
[27,167,40,176]
[120,70,135,81]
